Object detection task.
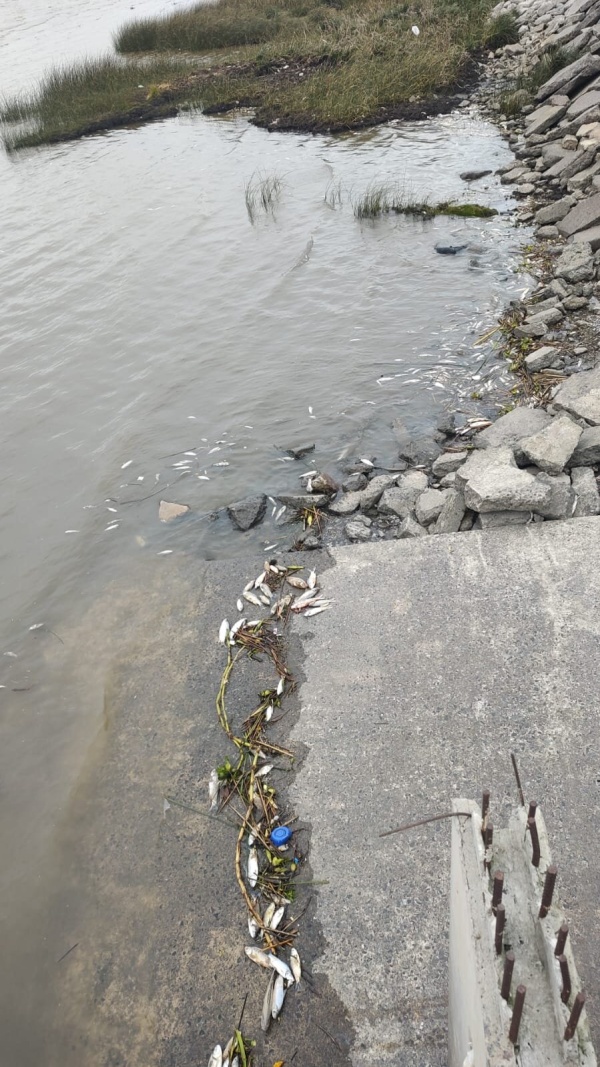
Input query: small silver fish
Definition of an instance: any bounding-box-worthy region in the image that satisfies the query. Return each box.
[259,595,271,607]
[276,677,285,696]
[263,902,276,928]
[254,571,266,588]
[218,619,230,644]
[245,945,271,968]
[265,705,274,722]
[268,954,294,983]
[208,769,219,809]
[207,1045,222,1067]
[230,618,246,638]
[243,580,255,592]
[248,915,259,939]
[307,570,317,589]
[236,598,243,612]
[290,947,301,983]
[359,456,374,467]
[259,583,272,599]
[261,972,275,1032]
[271,974,286,1019]
[275,506,286,522]
[304,606,329,617]
[256,764,273,778]
[270,906,285,930]
[243,591,263,608]
[247,847,258,888]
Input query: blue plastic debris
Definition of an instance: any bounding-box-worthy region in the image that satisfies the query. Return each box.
[270,826,293,847]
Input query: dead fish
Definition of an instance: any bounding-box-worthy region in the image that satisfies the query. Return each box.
[272,974,286,1019]
[294,587,319,606]
[223,1037,234,1061]
[243,591,263,608]
[208,1045,222,1067]
[290,947,301,983]
[259,583,272,599]
[248,914,259,939]
[236,598,243,612]
[256,764,273,778]
[276,677,285,696]
[359,456,374,467]
[274,506,286,522]
[263,902,276,928]
[268,954,294,983]
[261,972,276,1032]
[307,570,317,589]
[218,619,230,644]
[254,571,266,588]
[270,906,285,930]
[245,945,271,968]
[265,704,274,722]
[208,769,219,809]
[286,575,308,589]
[304,606,329,617]
[243,580,255,593]
[247,847,259,887]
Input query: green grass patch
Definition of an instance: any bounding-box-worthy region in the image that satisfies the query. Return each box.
[495,45,576,117]
[353,183,498,219]
[2,0,507,149]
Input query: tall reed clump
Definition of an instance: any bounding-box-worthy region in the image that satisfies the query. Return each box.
[244,173,283,222]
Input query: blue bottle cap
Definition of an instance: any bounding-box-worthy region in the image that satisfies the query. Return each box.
[270,826,293,847]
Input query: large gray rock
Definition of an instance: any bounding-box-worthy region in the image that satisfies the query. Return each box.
[345,517,372,542]
[342,472,368,492]
[545,151,579,179]
[571,467,600,514]
[377,474,428,519]
[567,89,600,118]
[526,102,568,135]
[526,307,564,328]
[227,494,267,531]
[535,472,576,519]
[328,491,361,515]
[558,391,600,424]
[475,511,532,529]
[535,197,576,225]
[557,191,600,236]
[463,466,553,514]
[472,408,552,459]
[393,515,427,539]
[455,446,516,491]
[552,365,600,423]
[524,346,561,372]
[569,424,600,465]
[431,489,466,534]
[431,451,468,478]
[277,492,330,509]
[415,489,448,526]
[359,475,396,511]
[520,415,583,473]
[535,54,600,102]
[558,148,598,185]
[571,223,600,251]
[554,242,595,282]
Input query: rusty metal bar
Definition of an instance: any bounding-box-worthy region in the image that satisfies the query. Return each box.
[495,903,506,955]
[564,991,586,1041]
[501,952,515,1001]
[508,984,526,1045]
[558,955,571,1004]
[539,865,558,919]
[527,800,538,820]
[510,752,526,807]
[527,816,541,868]
[492,871,504,914]
[555,923,569,957]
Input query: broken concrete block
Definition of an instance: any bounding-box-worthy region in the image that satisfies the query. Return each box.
[571,466,600,514]
[463,465,553,514]
[557,190,600,236]
[524,346,561,372]
[520,415,583,473]
[472,408,552,458]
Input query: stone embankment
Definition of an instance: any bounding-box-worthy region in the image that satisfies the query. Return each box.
[228,0,600,546]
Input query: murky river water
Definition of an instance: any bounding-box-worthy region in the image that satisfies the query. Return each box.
[0,1,527,1061]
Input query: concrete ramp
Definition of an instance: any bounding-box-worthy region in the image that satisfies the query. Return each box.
[291,519,600,1066]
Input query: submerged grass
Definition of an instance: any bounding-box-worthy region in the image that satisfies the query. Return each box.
[2,0,513,149]
[245,172,283,221]
[353,182,498,219]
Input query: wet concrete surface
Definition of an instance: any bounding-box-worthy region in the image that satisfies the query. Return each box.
[1,551,352,1067]
[291,519,600,1066]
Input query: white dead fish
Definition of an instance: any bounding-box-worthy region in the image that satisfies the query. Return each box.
[29,623,44,631]
[231,1059,239,1067]
[274,506,286,522]
[222,1037,234,1061]
[248,831,255,846]
[208,769,219,809]
[248,914,259,939]
[307,570,317,589]
[265,705,274,722]
[218,619,230,644]
[290,947,301,983]
[263,902,276,928]
[230,618,246,637]
[286,575,308,589]
[121,460,132,469]
[276,677,285,696]
[245,945,271,968]
[247,847,258,887]
[294,588,319,606]
[256,764,273,778]
[268,954,294,983]
[243,579,255,592]
[208,1045,222,1067]
[272,974,286,1019]
[411,24,420,35]
[261,972,276,1032]
[304,606,329,617]
[270,906,285,930]
[243,591,263,608]
[236,598,243,612]
[254,571,266,588]
[260,595,271,607]
[299,469,317,480]
[258,583,272,599]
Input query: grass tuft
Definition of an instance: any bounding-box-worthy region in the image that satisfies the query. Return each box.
[484,10,520,50]
[353,183,498,220]
[244,172,283,221]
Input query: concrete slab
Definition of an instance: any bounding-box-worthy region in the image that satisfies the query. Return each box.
[291,520,600,1066]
